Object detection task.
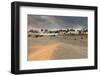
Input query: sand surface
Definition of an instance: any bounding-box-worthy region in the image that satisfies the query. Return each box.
[28,35,88,61]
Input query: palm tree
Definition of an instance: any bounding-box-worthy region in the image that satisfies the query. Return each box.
[66,29,69,33]
[77,30,82,35]
[28,29,39,33]
[45,29,48,33]
[83,29,88,34]
[41,29,43,32]
[28,29,33,33]
[69,28,75,31]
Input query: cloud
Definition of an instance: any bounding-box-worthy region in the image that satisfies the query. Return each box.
[28,15,87,30]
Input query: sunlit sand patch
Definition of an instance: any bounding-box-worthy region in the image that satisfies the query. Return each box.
[28,43,61,61]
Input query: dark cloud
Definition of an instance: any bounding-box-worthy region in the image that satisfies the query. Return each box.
[28,15,88,30]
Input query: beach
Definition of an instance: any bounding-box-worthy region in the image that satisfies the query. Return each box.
[28,35,88,61]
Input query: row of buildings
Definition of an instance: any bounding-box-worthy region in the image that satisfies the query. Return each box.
[28,28,88,37]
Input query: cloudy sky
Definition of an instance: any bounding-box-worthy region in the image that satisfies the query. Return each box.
[28,15,88,30]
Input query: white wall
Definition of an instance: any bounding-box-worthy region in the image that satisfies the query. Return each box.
[0,0,99,76]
